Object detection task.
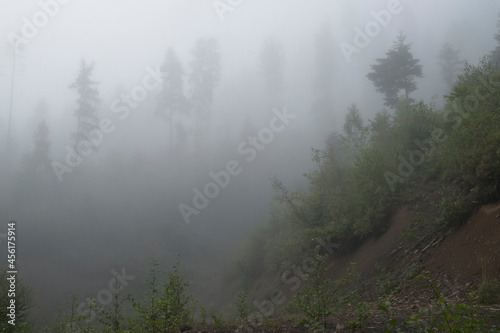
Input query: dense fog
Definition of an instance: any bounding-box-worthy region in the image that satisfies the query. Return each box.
[1,0,499,328]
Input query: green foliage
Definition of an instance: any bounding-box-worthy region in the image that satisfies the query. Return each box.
[235,291,249,326]
[477,279,500,304]
[233,61,500,304]
[292,248,355,329]
[437,189,475,226]
[378,298,398,333]
[437,62,500,189]
[57,294,91,333]
[346,302,369,330]
[210,311,225,326]
[128,259,161,332]
[200,306,207,326]
[369,109,392,147]
[97,278,127,333]
[127,257,195,333]
[159,259,195,332]
[393,101,443,151]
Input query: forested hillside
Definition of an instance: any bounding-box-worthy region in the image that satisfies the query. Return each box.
[1,2,500,333]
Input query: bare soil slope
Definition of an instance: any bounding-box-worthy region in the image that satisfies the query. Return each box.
[426,201,500,284]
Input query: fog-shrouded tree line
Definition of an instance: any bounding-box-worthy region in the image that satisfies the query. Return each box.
[2,7,500,332]
[14,21,499,180]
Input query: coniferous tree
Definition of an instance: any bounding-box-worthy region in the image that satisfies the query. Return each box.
[157,47,189,151]
[69,59,100,150]
[367,33,423,108]
[438,42,464,90]
[188,38,221,151]
[259,37,285,110]
[490,13,500,66]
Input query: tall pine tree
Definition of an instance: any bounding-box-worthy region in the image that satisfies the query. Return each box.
[259,37,285,110]
[157,47,190,151]
[367,33,423,108]
[188,38,221,151]
[69,59,100,151]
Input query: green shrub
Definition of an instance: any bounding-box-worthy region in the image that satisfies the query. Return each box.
[210,311,225,326]
[478,279,500,304]
[292,248,355,329]
[235,291,249,326]
[130,257,195,333]
[159,259,195,332]
[438,190,475,226]
[347,302,369,330]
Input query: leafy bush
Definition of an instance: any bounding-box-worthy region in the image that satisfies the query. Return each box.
[347,302,369,330]
[128,257,195,333]
[292,247,355,329]
[478,279,500,304]
[128,259,161,332]
[438,190,475,226]
[210,311,225,326]
[235,291,249,326]
[159,259,195,332]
